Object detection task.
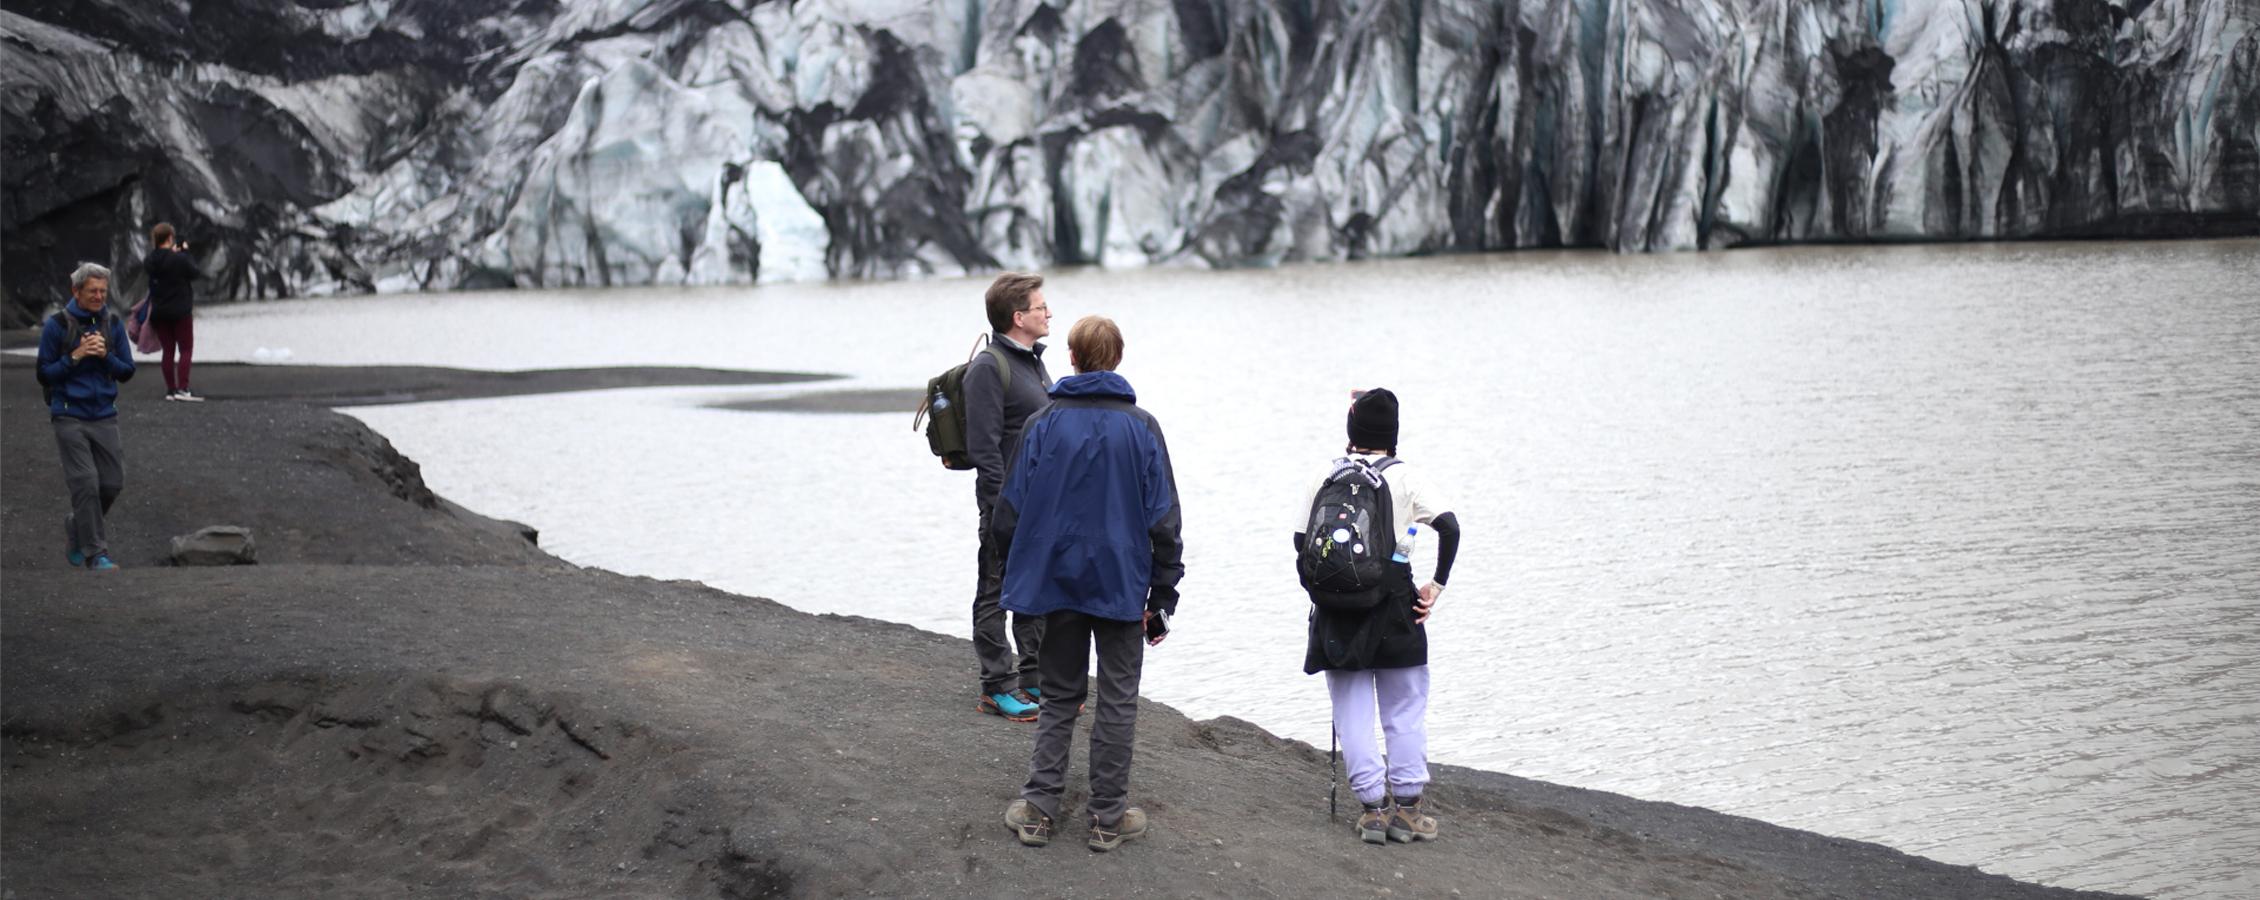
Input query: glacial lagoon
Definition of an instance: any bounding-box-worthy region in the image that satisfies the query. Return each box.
[196,240,2258,898]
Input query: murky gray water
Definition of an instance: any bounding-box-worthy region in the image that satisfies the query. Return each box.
[203,240,2259,898]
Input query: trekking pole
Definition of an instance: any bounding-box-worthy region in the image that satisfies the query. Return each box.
[1329,725,1340,822]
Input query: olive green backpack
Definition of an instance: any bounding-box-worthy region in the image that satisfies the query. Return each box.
[912,335,1011,470]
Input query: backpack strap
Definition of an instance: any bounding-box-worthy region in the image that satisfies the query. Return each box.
[1333,455,1398,487]
[58,310,123,348]
[965,333,1014,392]
[984,342,1011,393]
[971,332,1014,393]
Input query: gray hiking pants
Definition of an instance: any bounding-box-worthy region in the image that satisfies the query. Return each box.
[974,510,1044,695]
[1023,609,1145,827]
[54,415,124,559]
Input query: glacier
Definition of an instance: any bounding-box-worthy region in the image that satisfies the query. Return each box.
[3,0,2254,323]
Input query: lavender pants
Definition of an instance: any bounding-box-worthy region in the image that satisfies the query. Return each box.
[1327,665,1430,806]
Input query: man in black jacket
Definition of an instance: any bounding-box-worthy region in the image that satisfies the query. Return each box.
[143,222,202,401]
[964,272,1054,721]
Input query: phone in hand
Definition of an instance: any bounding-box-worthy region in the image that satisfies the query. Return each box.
[1144,609,1171,642]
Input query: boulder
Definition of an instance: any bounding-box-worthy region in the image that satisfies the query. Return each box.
[171,527,257,567]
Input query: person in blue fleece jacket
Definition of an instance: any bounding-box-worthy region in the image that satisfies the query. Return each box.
[36,262,138,570]
[993,314,1183,853]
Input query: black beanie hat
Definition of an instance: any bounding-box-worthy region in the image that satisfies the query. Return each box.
[1347,388,1399,450]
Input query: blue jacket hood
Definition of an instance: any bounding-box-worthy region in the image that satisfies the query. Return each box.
[1048,370,1135,402]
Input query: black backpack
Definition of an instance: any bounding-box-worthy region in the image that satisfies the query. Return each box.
[1297,457,1400,611]
[912,335,1011,470]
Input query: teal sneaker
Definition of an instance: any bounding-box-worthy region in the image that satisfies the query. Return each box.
[67,547,86,567]
[1019,687,1084,715]
[978,690,1038,722]
[86,554,119,571]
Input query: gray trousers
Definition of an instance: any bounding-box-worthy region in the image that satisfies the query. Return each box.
[54,415,125,559]
[1022,610,1145,826]
[974,511,1044,694]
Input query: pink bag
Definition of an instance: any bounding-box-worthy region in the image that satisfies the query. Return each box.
[128,297,160,354]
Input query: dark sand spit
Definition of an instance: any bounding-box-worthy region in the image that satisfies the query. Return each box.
[708,388,923,414]
[1,354,2132,899]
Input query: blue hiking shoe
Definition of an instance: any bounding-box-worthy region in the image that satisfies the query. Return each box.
[86,554,119,571]
[1018,686,1084,715]
[978,690,1038,722]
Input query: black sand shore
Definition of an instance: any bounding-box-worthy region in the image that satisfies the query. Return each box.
[1,355,2133,899]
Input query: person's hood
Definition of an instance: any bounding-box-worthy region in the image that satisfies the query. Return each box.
[64,299,104,319]
[1049,370,1135,401]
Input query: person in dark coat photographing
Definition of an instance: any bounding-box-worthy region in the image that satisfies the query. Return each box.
[995,315,1183,852]
[143,222,202,401]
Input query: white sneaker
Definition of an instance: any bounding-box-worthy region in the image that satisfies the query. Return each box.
[174,391,204,402]
[162,391,180,401]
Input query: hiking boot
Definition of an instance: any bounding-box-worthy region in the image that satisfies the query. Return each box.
[86,554,119,571]
[1087,808,1147,852]
[1356,803,1390,844]
[1004,799,1052,847]
[978,690,1038,722]
[1388,796,1438,843]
